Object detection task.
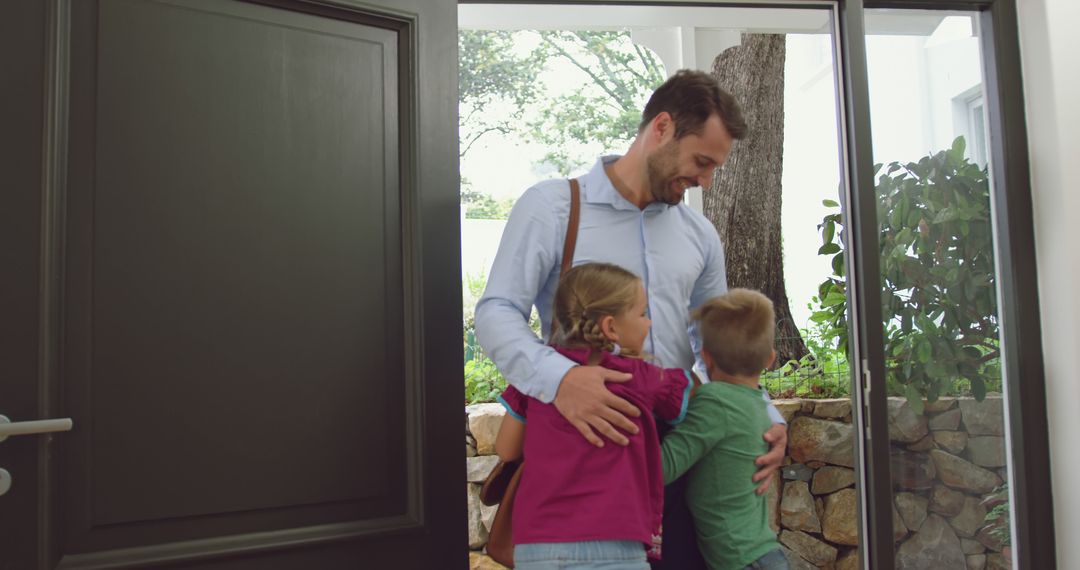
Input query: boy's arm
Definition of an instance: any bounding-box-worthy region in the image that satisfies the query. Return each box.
[494,414,525,463]
[660,389,727,484]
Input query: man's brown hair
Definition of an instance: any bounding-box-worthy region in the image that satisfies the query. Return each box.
[639,69,748,140]
[693,288,775,377]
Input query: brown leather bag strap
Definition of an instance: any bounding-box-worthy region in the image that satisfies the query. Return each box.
[483,461,524,567]
[561,178,581,275]
[549,179,581,342]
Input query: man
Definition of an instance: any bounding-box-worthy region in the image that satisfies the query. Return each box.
[475,70,787,569]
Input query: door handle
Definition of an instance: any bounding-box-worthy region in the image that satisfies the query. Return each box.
[0,414,73,443]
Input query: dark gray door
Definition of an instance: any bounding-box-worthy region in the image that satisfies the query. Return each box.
[0,0,463,568]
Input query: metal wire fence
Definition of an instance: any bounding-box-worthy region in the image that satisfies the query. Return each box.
[760,331,853,400]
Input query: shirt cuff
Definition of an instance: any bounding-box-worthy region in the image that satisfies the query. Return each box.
[532,351,578,404]
[765,398,786,425]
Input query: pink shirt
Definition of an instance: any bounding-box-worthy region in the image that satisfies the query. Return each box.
[499,347,692,556]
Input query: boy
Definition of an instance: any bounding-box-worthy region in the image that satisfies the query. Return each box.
[660,289,789,570]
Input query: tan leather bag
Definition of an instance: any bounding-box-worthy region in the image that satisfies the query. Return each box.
[479,178,581,568]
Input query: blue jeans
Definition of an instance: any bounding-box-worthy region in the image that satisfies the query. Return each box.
[514,541,650,570]
[741,548,790,570]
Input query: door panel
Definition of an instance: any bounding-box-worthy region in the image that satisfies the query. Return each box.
[0,0,462,568]
[0,0,49,565]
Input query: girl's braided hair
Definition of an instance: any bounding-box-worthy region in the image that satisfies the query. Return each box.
[552,262,641,356]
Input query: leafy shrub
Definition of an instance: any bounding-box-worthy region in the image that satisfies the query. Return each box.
[462,272,541,404]
[811,137,1001,412]
[464,357,507,405]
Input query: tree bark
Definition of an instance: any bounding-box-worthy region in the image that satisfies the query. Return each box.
[704,33,809,367]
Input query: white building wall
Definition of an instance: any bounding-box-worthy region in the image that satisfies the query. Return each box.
[1017,1,1080,567]
[924,19,983,155]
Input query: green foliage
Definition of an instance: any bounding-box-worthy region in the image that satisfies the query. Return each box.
[983,484,1012,547]
[458,29,664,175]
[461,187,515,220]
[811,137,1001,410]
[527,31,665,174]
[762,322,852,399]
[458,31,546,158]
[462,272,541,403]
[464,358,507,405]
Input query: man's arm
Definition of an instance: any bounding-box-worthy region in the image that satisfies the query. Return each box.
[475,185,638,445]
[474,186,576,403]
[688,225,728,377]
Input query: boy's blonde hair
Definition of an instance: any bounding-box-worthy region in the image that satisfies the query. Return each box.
[553,263,641,355]
[693,288,776,377]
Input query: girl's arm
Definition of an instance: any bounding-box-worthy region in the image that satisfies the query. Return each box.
[494,414,525,462]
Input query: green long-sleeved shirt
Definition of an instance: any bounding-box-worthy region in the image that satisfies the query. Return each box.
[661,381,780,570]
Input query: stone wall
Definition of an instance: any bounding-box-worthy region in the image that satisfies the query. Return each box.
[464,396,1011,570]
[465,403,509,569]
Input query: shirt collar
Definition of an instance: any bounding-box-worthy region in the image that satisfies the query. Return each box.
[579,155,672,213]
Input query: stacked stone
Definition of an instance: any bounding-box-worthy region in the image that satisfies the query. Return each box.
[463,396,1010,570]
[778,396,1011,570]
[465,403,510,570]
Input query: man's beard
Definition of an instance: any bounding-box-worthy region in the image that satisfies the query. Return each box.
[645,141,684,206]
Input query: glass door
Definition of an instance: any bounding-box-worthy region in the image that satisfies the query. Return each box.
[845,4,1050,568]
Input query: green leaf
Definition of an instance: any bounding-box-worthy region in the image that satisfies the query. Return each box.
[823,291,847,307]
[890,207,903,228]
[971,377,987,401]
[933,207,959,224]
[818,243,841,255]
[822,199,840,208]
[905,385,925,415]
[823,221,836,245]
[927,378,941,402]
[832,253,845,277]
[952,136,967,158]
[916,339,932,363]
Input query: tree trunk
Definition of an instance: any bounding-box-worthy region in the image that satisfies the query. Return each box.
[704,33,809,367]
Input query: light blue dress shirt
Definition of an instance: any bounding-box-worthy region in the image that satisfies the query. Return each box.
[475,156,783,423]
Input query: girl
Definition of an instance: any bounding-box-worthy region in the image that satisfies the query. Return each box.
[495,262,694,570]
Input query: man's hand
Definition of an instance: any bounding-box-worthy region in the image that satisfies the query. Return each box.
[553,365,640,447]
[752,423,788,494]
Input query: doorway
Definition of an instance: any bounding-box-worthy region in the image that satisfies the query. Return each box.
[456,2,1051,569]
